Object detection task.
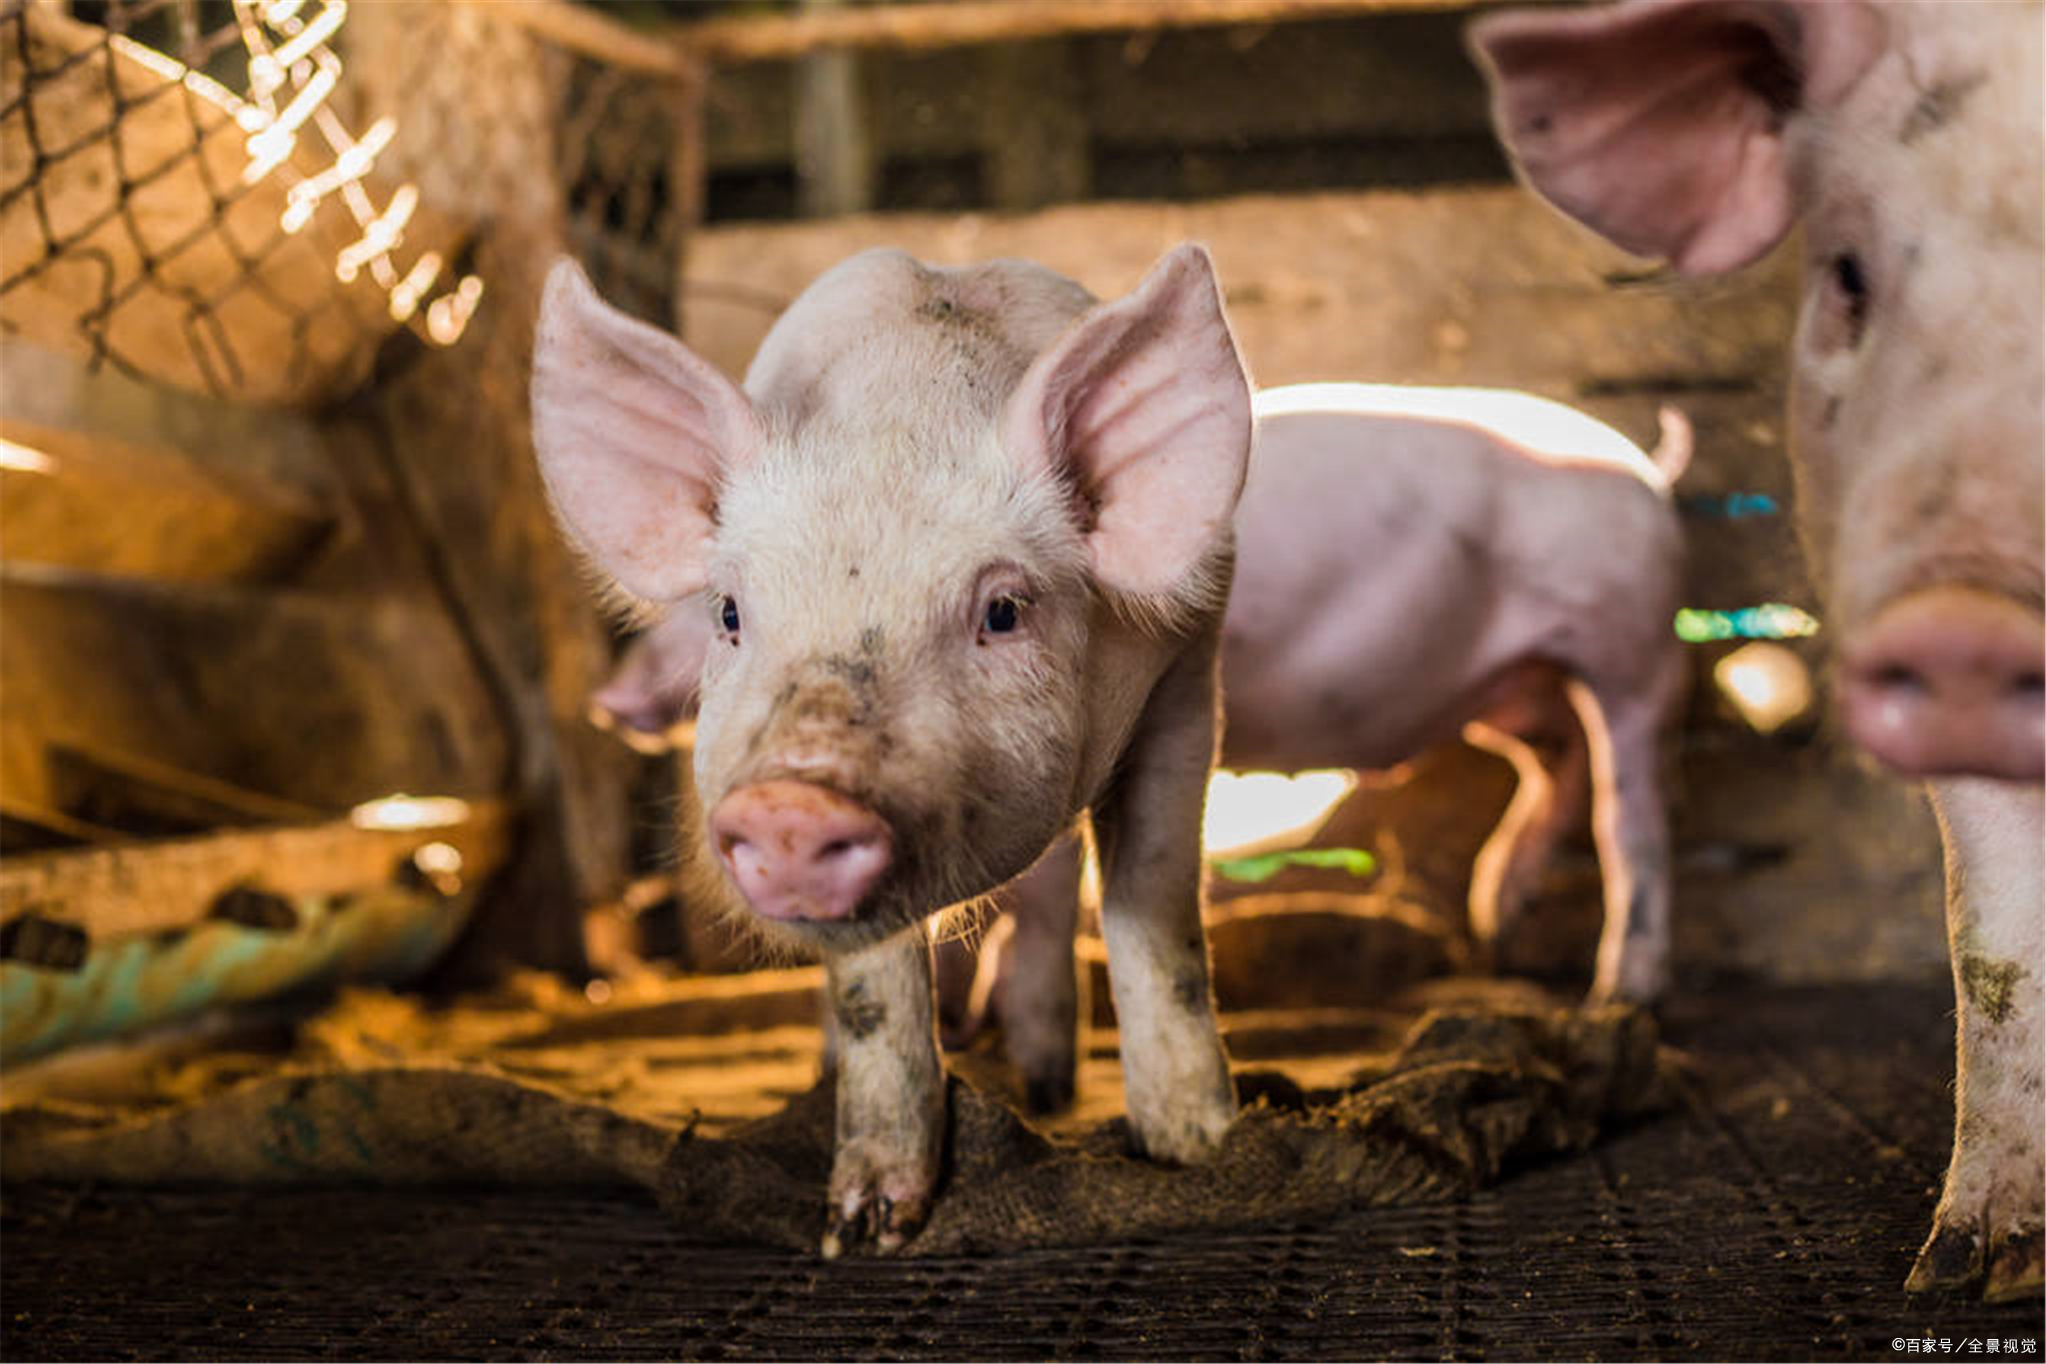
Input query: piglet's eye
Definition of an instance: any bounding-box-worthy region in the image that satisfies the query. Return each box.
[983,596,1021,635]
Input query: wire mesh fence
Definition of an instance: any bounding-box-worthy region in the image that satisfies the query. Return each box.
[0,0,471,404]
[0,0,693,407]
[559,53,690,330]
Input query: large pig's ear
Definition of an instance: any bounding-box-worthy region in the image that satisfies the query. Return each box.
[531,258,764,600]
[1470,0,1885,275]
[1002,243,1251,612]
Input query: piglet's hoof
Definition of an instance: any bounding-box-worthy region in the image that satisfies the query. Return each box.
[1907,1213,2044,1303]
[1586,963,1669,1009]
[820,1143,936,1259]
[1023,1071,1076,1116]
[1587,936,1670,1007]
[1985,1227,2044,1305]
[1128,1089,1236,1167]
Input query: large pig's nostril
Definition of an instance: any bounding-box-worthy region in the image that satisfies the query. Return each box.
[709,780,892,923]
[1868,662,1927,696]
[1840,586,2045,781]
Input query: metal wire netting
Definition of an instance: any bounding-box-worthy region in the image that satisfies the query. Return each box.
[559,53,691,330]
[0,0,480,404]
[0,0,689,407]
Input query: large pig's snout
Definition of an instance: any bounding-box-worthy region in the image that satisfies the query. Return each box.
[711,779,893,922]
[1839,587,2045,782]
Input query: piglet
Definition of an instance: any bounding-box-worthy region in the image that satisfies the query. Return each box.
[1225,386,1689,1003]
[600,387,1690,1093]
[532,244,1250,1255]
[955,384,1691,1110]
[1473,0,2043,1302]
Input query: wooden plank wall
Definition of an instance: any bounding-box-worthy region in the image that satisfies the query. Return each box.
[700,11,1504,217]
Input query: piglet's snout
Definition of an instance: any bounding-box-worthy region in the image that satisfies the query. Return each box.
[1840,587,2045,782]
[711,779,893,922]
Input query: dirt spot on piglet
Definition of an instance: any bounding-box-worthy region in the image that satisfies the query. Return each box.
[1959,953,2026,1024]
[832,978,887,1041]
[1899,70,1987,145]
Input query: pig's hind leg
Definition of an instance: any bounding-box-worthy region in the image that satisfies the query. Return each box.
[929,831,1090,1114]
[934,916,1002,1051]
[990,828,1089,1114]
[1909,779,2043,1303]
[1463,698,1590,974]
[1565,669,1676,1004]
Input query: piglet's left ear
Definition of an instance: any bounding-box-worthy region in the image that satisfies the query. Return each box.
[1003,243,1252,610]
[588,605,713,746]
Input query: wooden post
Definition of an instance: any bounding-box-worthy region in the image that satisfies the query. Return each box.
[332,0,636,980]
[667,56,710,334]
[794,0,875,217]
[979,39,1089,211]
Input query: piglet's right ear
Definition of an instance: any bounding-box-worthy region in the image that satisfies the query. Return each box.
[1002,244,1251,617]
[531,258,763,601]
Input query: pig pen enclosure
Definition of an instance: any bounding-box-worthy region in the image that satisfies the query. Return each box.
[0,0,2037,1358]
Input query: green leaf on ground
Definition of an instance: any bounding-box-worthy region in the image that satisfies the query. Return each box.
[1211,847,1377,884]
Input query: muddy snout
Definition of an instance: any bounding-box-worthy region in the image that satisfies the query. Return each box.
[1839,587,2045,781]
[711,779,894,922]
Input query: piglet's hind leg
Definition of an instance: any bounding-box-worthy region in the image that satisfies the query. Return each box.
[1464,716,1588,974]
[992,828,1089,1114]
[1567,675,1673,1005]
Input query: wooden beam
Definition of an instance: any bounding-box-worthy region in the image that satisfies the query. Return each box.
[666,70,709,334]
[42,745,326,836]
[0,799,125,850]
[0,419,334,584]
[446,0,700,82]
[505,965,826,1047]
[978,40,1089,212]
[0,335,349,531]
[700,22,1496,178]
[0,799,512,944]
[679,189,1796,399]
[671,0,1480,65]
[1,567,511,824]
[336,0,638,978]
[793,0,875,218]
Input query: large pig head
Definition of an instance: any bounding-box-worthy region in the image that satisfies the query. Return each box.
[1473,0,2044,780]
[532,246,1250,951]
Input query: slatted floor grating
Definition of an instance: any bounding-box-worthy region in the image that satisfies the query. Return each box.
[4,982,2040,1360]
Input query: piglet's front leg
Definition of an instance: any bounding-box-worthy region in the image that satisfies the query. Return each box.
[821,930,946,1258]
[1094,628,1238,1165]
